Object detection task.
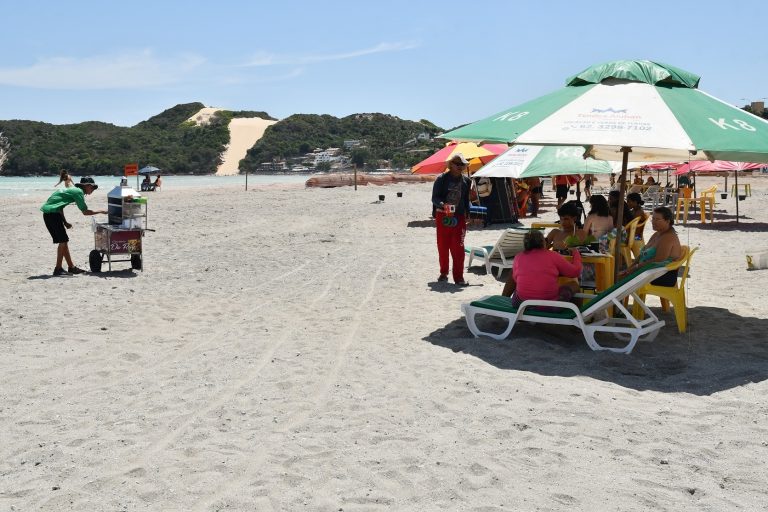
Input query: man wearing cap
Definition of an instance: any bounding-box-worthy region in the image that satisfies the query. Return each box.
[431,153,472,286]
[40,176,108,276]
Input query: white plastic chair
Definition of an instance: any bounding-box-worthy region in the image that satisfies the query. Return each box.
[464,228,528,277]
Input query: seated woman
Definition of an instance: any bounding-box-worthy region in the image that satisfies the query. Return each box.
[620,206,682,286]
[608,190,633,227]
[546,202,592,250]
[502,230,582,306]
[141,175,152,191]
[625,192,647,240]
[645,176,656,186]
[153,175,162,190]
[583,195,614,238]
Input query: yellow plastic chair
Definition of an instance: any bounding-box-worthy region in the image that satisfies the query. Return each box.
[531,222,561,230]
[700,185,717,199]
[630,215,647,259]
[620,216,642,268]
[633,246,697,333]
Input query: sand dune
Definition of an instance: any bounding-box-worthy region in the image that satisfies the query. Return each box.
[186,107,277,176]
[216,118,277,176]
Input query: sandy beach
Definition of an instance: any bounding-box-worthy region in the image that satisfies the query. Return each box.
[1,175,767,511]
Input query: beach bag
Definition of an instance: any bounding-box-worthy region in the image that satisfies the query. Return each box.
[746,249,768,271]
[475,177,493,198]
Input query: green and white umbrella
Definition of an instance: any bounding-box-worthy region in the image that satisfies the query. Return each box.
[472,144,617,179]
[442,60,768,164]
[444,60,768,277]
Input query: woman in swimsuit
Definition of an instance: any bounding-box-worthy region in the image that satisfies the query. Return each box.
[621,206,682,286]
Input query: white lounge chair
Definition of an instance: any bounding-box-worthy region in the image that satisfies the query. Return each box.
[464,228,528,277]
[460,263,669,354]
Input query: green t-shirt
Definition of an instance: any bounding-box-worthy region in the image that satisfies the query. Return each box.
[40,187,88,214]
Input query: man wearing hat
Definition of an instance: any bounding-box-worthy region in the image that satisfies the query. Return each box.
[40,176,108,276]
[431,153,472,285]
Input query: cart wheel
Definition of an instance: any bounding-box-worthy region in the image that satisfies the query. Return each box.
[89,250,103,273]
[131,254,142,270]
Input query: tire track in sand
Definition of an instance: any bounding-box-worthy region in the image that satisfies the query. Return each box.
[192,260,386,512]
[26,260,349,511]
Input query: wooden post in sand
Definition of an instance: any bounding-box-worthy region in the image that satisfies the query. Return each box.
[245,168,248,191]
[354,166,358,191]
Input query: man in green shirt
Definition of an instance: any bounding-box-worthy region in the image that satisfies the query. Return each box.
[40,176,107,276]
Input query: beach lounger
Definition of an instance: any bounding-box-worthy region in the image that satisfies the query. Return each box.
[460,263,669,354]
[464,228,528,277]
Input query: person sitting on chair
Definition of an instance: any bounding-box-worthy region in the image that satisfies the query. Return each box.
[546,202,592,250]
[584,195,614,238]
[141,175,152,191]
[608,190,633,227]
[620,206,681,286]
[153,175,162,191]
[502,230,582,306]
[626,192,647,239]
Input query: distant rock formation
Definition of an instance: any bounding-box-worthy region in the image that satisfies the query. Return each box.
[0,132,9,171]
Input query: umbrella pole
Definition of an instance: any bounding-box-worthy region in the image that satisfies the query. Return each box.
[613,147,631,283]
[507,179,519,222]
[735,170,740,224]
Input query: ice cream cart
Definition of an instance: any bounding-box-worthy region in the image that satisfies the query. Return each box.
[89,178,148,272]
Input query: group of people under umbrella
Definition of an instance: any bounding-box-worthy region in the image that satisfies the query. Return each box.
[418,59,768,333]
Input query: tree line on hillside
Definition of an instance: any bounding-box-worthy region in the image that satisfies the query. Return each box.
[0,105,445,176]
[240,113,444,172]
[0,103,275,176]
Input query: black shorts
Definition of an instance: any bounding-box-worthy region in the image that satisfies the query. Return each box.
[651,269,678,287]
[556,184,569,199]
[43,212,69,244]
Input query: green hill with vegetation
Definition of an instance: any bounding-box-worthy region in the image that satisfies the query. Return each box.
[0,103,275,176]
[241,113,443,172]
[0,106,444,176]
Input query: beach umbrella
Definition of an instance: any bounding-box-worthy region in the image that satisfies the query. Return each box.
[138,165,161,175]
[473,144,616,179]
[640,161,679,185]
[441,59,768,276]
[411,142,507,175]
[674,160,762,222]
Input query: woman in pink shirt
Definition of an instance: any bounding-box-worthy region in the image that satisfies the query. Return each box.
[502,230,582,307]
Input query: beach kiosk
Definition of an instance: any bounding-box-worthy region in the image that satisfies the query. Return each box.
[89,178,148,272]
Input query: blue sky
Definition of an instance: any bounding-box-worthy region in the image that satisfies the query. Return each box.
[2,0,766,130]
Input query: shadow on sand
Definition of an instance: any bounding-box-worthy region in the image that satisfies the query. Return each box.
[424,306,768,396]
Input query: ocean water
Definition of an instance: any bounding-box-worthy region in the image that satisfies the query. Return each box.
[0,174,310,198]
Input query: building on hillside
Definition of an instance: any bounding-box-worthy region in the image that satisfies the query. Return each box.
[259,161,289,172]
[312,148,342,167]
[344,140,362,149]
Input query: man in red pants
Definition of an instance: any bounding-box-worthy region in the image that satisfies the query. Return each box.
[432,153,471,286]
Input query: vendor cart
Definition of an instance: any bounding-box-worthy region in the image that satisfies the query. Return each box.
[89,178,148,272]
[90,223,144,272]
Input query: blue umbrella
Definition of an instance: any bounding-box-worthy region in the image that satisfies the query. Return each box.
[138,166,161,175]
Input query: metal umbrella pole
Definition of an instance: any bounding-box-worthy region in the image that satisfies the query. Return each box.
[735,170,740,224]
[612,148,631,282]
